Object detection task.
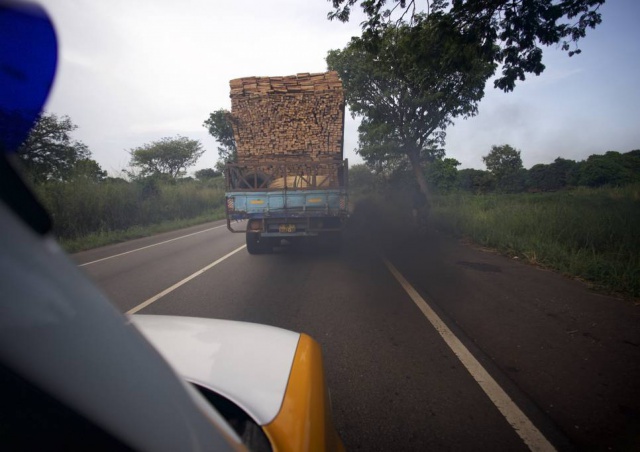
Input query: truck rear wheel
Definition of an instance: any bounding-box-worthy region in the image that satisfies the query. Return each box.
[246,232,264,255]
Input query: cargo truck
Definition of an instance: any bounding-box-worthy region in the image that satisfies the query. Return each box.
[224,71,349,254]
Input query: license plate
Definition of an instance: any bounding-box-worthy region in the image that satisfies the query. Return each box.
[279,224,296,233]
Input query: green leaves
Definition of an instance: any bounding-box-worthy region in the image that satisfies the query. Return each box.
[328,0,604,91]
[577,151,640,187]
[203,109,237,167]
[426,157,461,193]
[482,144,525,192]
[329,14,495,151]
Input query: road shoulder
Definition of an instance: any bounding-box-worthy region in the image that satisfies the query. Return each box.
[384,228,640,450]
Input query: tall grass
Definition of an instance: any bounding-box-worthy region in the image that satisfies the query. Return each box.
[33,178,226,247]
[430,185,640,297]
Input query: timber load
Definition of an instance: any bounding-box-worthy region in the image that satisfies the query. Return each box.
[229,71,345,164]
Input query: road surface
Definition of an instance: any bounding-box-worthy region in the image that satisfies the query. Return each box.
[73,216,640,451]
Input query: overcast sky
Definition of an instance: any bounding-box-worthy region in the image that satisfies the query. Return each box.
[42,0,640,175]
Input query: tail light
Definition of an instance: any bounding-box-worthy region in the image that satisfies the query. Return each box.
[339,195,347,210]
[226,197,234,212]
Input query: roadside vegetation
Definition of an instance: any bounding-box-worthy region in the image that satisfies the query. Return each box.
[14,113,225,252]
[350,147,640,298]
[58,210,224,254]
[331,1,634,297]
[430,186,640,298]
[33,178,225,253]
[33,175,224,239]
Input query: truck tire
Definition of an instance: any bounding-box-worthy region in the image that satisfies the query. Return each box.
[246,232,263,255]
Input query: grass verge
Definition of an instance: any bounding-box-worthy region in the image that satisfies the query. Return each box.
[430,185,640,298]
[60,207,225,253]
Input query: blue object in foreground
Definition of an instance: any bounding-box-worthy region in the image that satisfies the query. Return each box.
[0,1,58,153]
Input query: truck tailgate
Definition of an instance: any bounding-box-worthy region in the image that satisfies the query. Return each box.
[227,190,345,218]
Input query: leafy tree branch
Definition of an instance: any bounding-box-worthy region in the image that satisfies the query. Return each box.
[203,109,237,172]
[328,0,604,91]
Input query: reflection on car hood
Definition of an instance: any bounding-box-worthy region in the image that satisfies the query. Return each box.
[131,315,300,425]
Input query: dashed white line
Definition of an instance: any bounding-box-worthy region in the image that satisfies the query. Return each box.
[383,258,556,452]
[79,224,227,267]
[126,245,246,315]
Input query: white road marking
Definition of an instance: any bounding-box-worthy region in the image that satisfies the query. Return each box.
[79,224,227,267]
[383,258,556,452]
[126,245,246,314]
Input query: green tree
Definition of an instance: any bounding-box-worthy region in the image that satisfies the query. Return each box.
[577,151,635,187]
[527,157,578,191]
[482,144,524,192]
[349,163,377,194]
[328,0,604,91]
[195,168,222,180]
[203,109,237,172]
[69,158,107,182]
[553,157,581,188]
[456,168,495,193]
[426,157,460,193]
[17,112,91,183]
[527,163,552,191]
[327,13,496,209]
[621,150,640,179]
[128,136,205,179]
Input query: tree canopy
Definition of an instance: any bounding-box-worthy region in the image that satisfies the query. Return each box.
[456,168,495,193]
[328,0,604,91]
[16,112,96,183]
[203,109,236,171]
[327,13,496,206]
[426,157,460,192]
[482,144,524,192]
[69,158,107,182]
[128,136,205,179]
[527,157,578,191]
[577,151,638,187]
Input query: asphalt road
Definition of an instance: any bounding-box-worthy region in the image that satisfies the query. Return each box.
[73,217,640,451]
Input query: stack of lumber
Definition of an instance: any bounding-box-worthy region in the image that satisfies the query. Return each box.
[229,71,344,164]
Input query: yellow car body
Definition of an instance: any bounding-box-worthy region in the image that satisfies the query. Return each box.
[132,315,344,451]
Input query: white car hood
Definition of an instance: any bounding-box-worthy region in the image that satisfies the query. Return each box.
[131,315,300,425]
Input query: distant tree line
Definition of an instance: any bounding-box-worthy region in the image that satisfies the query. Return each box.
[350,145,640,195]
[461,145,640,194]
